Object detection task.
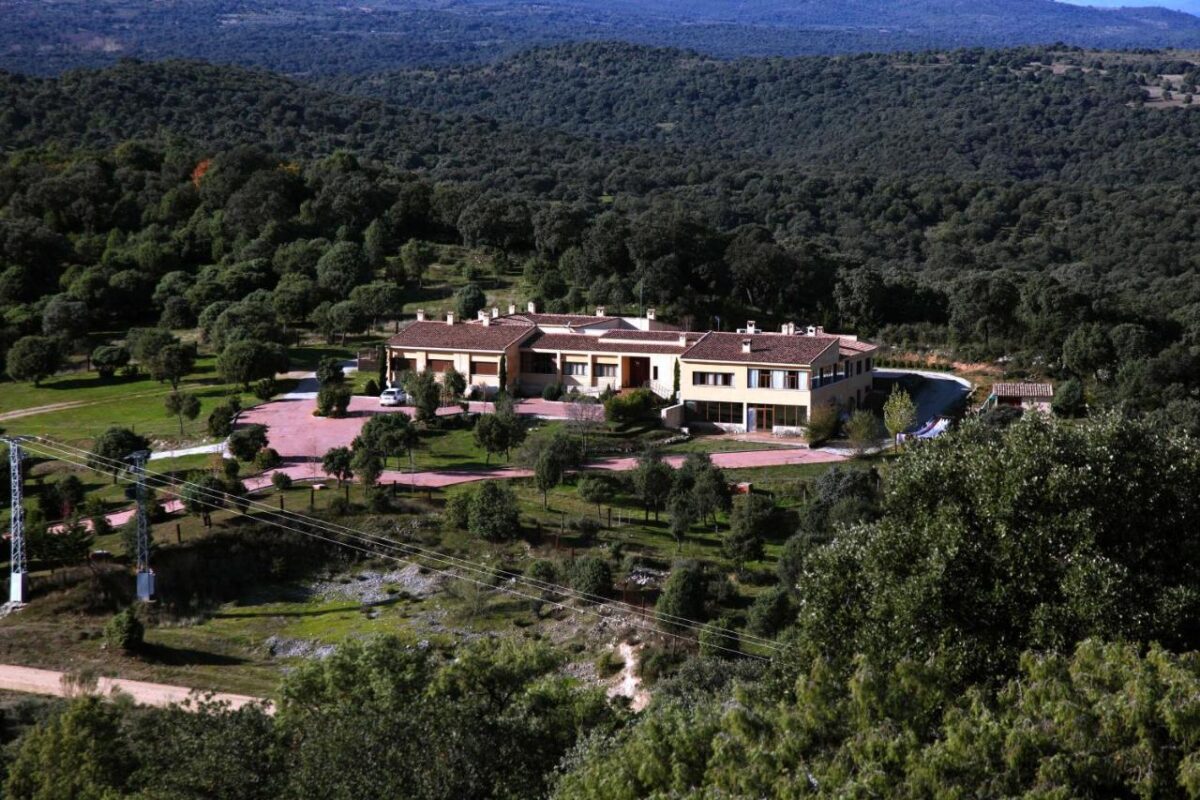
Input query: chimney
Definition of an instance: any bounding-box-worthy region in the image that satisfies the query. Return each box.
[747,320,757,333]
[477,309,490,326]
[595,306,607,317]
[678,334,688,347]
[416,309,426,322]
[445,311,455,326]
[508,303,517,316]
[741,338,752,354]
[491,307,499,318]
[814,325,824,335]
[527,301,537,314]
[647,308,656,321]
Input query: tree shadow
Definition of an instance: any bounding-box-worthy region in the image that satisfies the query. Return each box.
[139,642,249,667]
[34,374,146,392]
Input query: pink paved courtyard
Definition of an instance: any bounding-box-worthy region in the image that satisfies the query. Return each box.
[85,396,845,530]
[232,394,844,489]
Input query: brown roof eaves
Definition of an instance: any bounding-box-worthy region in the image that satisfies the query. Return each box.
[680,331,840,366]
[523,331,688,355]
[387,321,535,353]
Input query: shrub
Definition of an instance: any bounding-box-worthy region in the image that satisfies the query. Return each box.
[367,488,392,513]
[444,490,473,530]
[570,556,612,598]
[468,481,520,540]
[207,404,236,438]
[104,608,144,653]
[595,649,625,677]
[746,585,795,638]
[254,447,282,471]
[1053,378,1087,418]
[541,382,563,401]
[527,559,561,590]
[605,388,653,426]
[806,403,839,445]
[316,385,352,418]
[221,458,241,481]
[91,344,130,379]
[315,357,345,386]
[699,615,741,659]
[228,424,269,461]
[656,560,708,631]
[363,378,380,397]
[271,471,293,491]
[327,494,351,516]
[252,377,278,402]
[571,516,602,545]
[637,646,685,684]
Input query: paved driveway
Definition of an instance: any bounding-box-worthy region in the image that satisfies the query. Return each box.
[231,393,846,490]
[875,369,972,430]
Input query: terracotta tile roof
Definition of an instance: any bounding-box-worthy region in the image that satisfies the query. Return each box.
[991,382,1055,399]
[681,331,841,365]
[501,313,617,329]
[388,321,535,353]
[523,331,690,355]
[838,337,878,356]
[599,330,704,344]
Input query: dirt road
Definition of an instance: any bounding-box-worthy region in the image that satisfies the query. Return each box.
[0,663,269,711]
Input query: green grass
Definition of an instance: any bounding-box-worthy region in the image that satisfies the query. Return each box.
[662,435,798,455]
[0,356,296,447]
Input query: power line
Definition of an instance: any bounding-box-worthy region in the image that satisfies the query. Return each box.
[22,437,780,660]
[30,435,784,652]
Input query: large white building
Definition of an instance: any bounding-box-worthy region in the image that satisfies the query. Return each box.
[386,304,877,434]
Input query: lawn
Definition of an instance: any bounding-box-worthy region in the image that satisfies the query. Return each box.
[0,356,297,447]
[397,246,525,319]
[662,434,799,455]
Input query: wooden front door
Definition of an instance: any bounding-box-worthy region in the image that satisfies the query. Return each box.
[748,405,773,432]
[626,357,650,388]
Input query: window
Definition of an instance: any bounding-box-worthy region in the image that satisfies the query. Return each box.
[686,401,743,425]
[564,361,588,376]
[865,358,873,372]
[749,369,772,388]
[652,366,659,380]
[693,371,733,387]
[470,360,497,376]
[521,352,557,374]
[856,359,863,375]
[595,363,617,378]
[784,371,808,390]
[428,358,453,373]
[749,369,808,390]
[772,404,807,427]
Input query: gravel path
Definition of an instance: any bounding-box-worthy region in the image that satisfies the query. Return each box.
[0,663,267,711]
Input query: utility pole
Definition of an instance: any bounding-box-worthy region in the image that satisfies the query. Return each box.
[5,438,27,604]
[129,450,155,601]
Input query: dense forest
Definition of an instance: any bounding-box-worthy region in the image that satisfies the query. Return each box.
[6,39,1200,797]
[9,415,1200,797]
[3,47,1200,426]
[5,0,1200,76]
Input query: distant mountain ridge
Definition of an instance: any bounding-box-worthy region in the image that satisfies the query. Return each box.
[2,0,1200,76]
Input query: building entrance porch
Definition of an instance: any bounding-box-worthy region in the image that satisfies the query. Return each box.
[623,356,650,389]
[747,404,774,432]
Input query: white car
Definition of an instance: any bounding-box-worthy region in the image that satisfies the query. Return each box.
[379,387,407,407]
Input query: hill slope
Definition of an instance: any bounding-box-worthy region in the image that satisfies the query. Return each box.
[336,42,1200,185]
[3,0,1200,76]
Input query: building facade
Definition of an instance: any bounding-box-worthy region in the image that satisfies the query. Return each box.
[385,306,877,435]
